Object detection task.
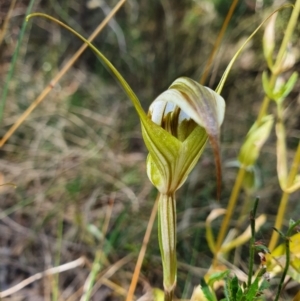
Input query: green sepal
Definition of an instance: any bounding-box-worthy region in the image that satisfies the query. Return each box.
[146,124,208,193]
[147,78,223,194]
[143,120,182,193]
[238,115,274,167]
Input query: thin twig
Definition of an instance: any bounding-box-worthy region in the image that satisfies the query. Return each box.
[0,257,85,298]
[200,0,239,85]
[0,0,17,46]
[125,195,159,301]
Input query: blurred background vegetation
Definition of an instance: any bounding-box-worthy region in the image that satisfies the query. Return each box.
[0,0,299,300]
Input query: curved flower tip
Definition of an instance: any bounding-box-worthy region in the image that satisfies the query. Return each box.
[145,77,225,197]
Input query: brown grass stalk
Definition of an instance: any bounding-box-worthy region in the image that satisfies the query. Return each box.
[0,0,126,148]
[125,195,159,301]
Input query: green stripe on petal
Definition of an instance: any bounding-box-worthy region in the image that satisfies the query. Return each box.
[142,120,182,193]
[166,77,225,197]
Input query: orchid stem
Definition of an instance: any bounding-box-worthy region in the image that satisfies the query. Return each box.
[158,193,177,300]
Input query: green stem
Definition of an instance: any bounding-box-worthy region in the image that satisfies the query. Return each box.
[273,0,300,74]
[274,219,300,301]
[214,166,246,266]
[247,197,259,288]
[257,77,275,124]
[158,193,177,299]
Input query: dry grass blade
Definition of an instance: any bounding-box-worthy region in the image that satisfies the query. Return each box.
[0,257,85,298]
[199,0,239,85]
[125,195,159,301]
[88,254,134,299]
[0,0,126,148]
[0,0,17,46]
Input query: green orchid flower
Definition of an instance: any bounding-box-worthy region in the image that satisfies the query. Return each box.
[26,14,226,300]
[142,77,225,297]
[145,77,225,195]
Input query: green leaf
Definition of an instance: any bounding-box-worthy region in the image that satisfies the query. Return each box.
[273,227,286,238]
[207,270,230,287]
[254,244,270,254]
[200,279,217,301]
[231,275,239,300]
[246,277,259,300]
[236,286,244,301]
[224,278,232,301]
[259,279,270,292]
[225,276,239,301]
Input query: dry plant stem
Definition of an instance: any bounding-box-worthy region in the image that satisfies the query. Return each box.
[52,210,64,301]
[269,141,300,251]
[214,166,246,266]
[90,254,133,297]
[0,0,126,148]
[125,195,159,301]
[200,0,239,85]
[0,257,85,298]
[0,0,17,46]
[158,193,177,300]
